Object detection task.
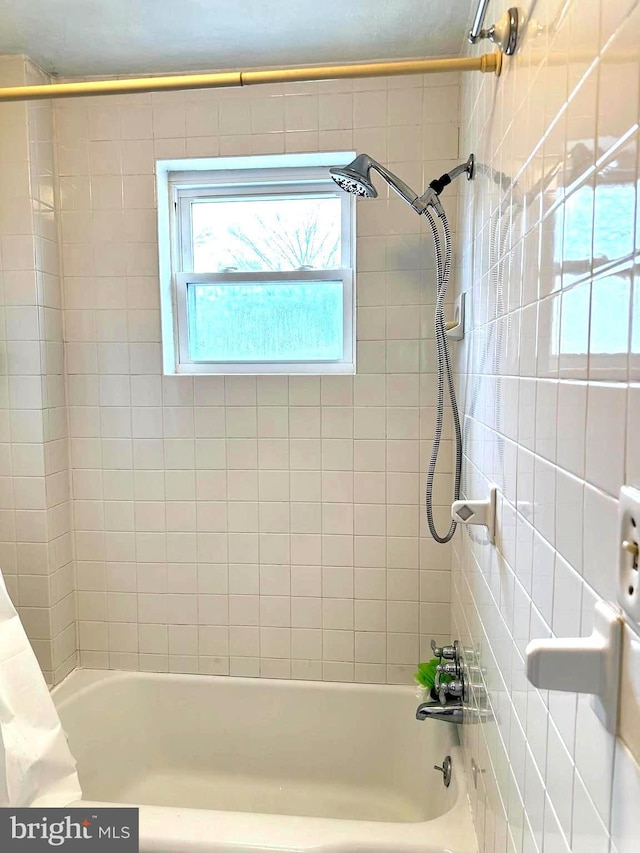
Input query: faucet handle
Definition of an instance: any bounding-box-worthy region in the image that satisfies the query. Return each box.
[441,641,459,661]
[431,639,460,660]
[446,679,464,698]
[435,661,458,694]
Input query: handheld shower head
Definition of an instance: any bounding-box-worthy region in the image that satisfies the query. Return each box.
[331,153,421,209]
[330,150,476,547]
[329,155,378,198]
[331,153,475,216]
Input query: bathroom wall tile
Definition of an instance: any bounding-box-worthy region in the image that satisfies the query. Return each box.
[571,772,610,853]
[585,382,627,497]
[0,60,76,683]
[611,738,640,853]
[556,381,587,478]
[456,2,640,852]
[625,384,640,486]
[555,470,584,572]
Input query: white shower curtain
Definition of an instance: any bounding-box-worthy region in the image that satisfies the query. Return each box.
[0,571,81,807]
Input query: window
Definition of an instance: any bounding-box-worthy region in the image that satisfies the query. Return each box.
[157,153,356,375]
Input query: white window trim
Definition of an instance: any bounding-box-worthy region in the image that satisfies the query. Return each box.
[156,152,356,376]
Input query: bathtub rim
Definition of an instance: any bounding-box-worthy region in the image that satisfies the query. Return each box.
[53,665,451,709]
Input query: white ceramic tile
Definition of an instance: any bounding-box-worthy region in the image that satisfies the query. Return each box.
[453,5,640,853]
[555,469,584,573]
[611,738,640,853]
[626,384,640,485]
[585,382,627,497]
[583,484,619,601]
[571,772,610,853]
[545,719,575,841]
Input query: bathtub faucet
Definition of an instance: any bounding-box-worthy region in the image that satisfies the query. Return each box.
[417,638,494,724]
[416,700,464,723]
[432,638,464,706]
[415,700,494,724]
[417,638,465,723]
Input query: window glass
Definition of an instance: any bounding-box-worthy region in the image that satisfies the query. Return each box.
[191,196,342,272]
[187,280,344,362]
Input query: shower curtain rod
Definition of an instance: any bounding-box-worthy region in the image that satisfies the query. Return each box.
[0,53,501,102]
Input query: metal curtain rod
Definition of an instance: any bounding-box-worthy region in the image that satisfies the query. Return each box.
[0,53,501,102]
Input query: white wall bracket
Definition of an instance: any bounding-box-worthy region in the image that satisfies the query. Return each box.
[451,484,496,544]
[525,601,623,733]
[445,293,465,341]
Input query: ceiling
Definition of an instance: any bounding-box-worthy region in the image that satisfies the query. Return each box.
[0,0,474,77]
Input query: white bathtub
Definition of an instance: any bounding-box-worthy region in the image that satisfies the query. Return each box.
[53,670,477,853]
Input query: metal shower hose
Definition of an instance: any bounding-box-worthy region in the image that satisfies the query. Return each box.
[423,207,462,544]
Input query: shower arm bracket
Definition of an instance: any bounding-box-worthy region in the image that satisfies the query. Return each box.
[416,154,476,216]
[451,484,497,544]
[525,601,623,733]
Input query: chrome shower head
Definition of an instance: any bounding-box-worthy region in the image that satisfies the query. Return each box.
[331,153,421,209]
[330,155,378,198]
[331,152,476,216]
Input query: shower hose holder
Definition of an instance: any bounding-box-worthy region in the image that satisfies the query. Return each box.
[451,484,497,544]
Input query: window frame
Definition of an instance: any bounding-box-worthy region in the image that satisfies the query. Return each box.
[157,153,357,376]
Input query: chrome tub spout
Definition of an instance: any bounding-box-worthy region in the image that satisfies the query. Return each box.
[416,700,464,723]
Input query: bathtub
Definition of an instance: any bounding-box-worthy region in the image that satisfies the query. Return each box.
[53,669,477,853]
